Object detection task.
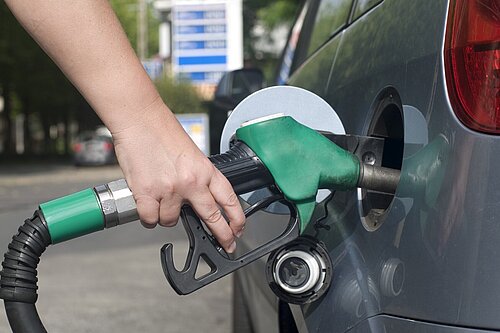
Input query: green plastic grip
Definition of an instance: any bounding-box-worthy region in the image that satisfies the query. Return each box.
[40,188,104,244]
[236,116,360,232]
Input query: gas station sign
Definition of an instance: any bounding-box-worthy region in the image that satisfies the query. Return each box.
[172,0,242,85]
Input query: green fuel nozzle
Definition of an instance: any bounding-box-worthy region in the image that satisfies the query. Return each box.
[236,115,360,230]
[236,115,400,231]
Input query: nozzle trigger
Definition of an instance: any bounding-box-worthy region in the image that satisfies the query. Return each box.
[161,195,300,295]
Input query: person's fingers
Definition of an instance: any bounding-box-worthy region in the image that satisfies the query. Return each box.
[140,220,156,229]
[159,193,182,227]
[135,194,159,229]
[209,170,245,237]
[188,188,236,253]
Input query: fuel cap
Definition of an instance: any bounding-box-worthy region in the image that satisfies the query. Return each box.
[275,250,319,294]
[266,237,332,304]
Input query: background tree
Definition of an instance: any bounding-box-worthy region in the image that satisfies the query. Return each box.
[0,0,159,158]
[0,1,86,157]
[242,0,302,80]
[110,0,160,58]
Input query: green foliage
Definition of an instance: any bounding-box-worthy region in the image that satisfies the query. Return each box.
[110,0,138,48]
[110,0,160,57]
[242,0,302,82]
[0,1,85,155]
[154,77,205,114]
[0,0,162,156]
[257,0,301,30]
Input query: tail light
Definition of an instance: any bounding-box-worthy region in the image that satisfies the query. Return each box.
[73,143,82,153]
[444,0,500,133]
[103,142,114,151]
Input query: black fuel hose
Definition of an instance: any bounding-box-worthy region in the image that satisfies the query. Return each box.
[0,142,272,333]
[0,211,50,333]
[5,302,46,333]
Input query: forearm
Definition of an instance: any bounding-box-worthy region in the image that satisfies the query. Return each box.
[5,0,246,250]
[5,0,165,133]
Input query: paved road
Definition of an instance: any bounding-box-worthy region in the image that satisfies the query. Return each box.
[0,163,232,333]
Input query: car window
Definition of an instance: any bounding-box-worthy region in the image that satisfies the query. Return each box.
[215,72,230,97]
[351,0,382,22]
[96,135,112,141]
[78,132,95,141]
[277,2,309,85]
[307,0,353,56]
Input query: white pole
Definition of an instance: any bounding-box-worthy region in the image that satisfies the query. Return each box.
[226,0,243,71]
[159,21,171,59]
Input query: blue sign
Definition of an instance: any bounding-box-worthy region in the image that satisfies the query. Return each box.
[178,56,226,66]
[181,71,224,83]
[176,10,225,20]
[173,4,228,85]
[176,40,226,50]
[176,24,226,35]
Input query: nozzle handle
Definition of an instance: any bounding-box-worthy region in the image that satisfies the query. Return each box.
[209,141,274,194]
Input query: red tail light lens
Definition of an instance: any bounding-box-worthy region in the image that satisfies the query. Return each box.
[73,143,82,153]
[445,0,500,133]
[103,142,114,151]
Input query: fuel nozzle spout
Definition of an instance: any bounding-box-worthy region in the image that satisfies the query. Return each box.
[357,164,400,195]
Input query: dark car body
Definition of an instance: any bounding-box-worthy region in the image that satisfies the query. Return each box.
[233,0,500,332]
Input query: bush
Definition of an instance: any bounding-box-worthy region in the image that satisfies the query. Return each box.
[154,77,205,114]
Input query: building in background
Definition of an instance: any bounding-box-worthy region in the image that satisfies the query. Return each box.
[154,0,243,99]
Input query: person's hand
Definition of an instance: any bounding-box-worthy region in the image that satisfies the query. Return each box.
[112,99,245,253]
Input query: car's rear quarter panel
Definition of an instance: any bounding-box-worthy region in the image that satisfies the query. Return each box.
[240,0,500,331]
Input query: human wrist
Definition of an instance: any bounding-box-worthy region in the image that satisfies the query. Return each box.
[107,96,179,137]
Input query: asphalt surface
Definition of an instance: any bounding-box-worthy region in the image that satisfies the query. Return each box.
[0,163,232,333]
